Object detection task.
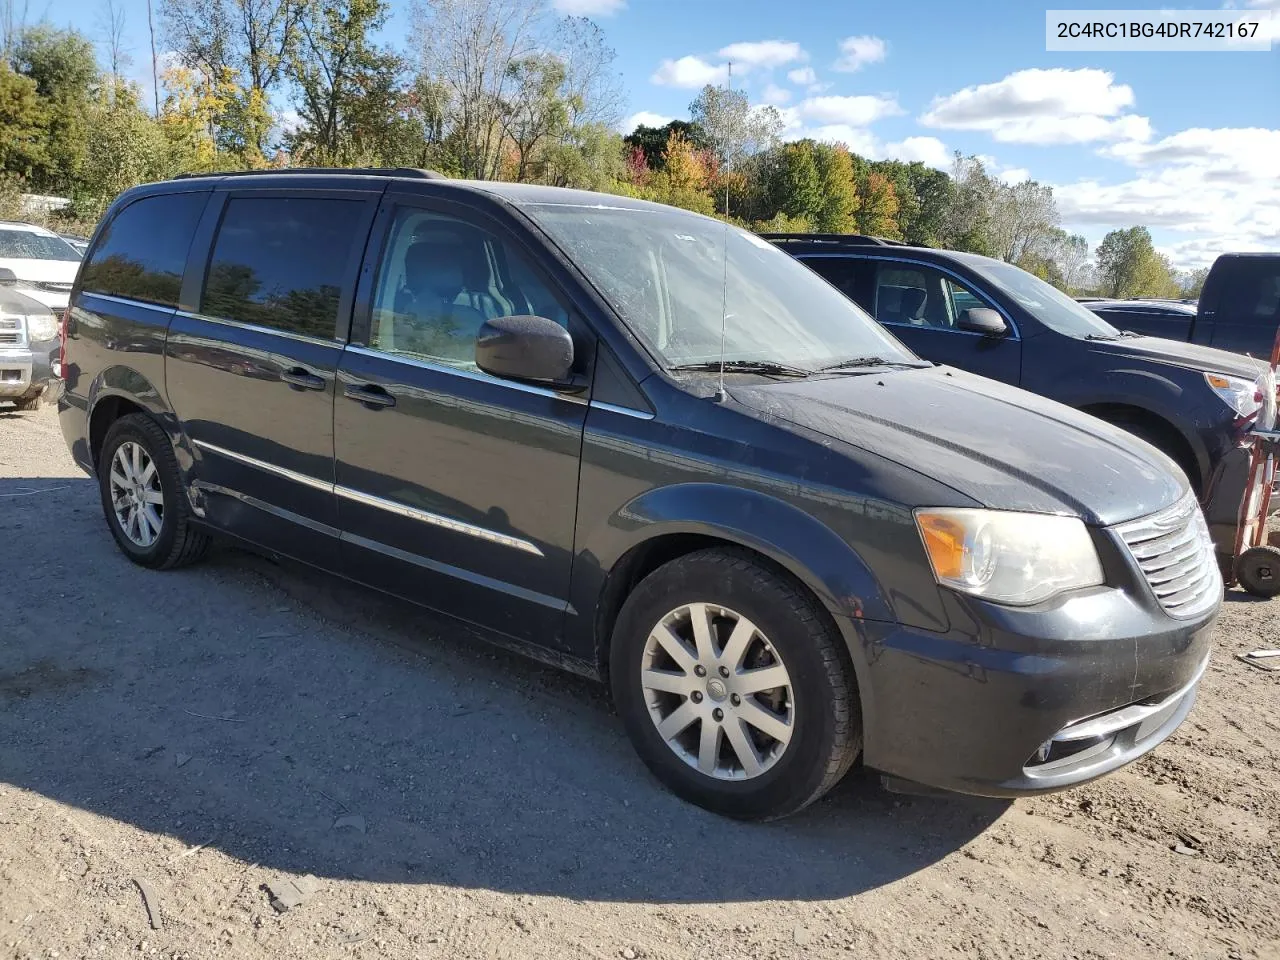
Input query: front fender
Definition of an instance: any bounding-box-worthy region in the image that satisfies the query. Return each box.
[601,482,892,622]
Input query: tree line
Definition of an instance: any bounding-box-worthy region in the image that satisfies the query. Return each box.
[0,0,1201,298]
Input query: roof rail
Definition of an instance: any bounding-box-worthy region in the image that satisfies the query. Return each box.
[760,233,910,247]
[173,167,449,180]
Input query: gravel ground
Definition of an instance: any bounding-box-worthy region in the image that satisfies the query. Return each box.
[1,402,1278,960]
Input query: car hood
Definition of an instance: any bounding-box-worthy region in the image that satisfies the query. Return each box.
[729,366,1187,526]
[0,257,78,284]
[1105,335,1269,379]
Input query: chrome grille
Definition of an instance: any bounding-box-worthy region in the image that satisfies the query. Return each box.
[0,316,23,347]
[1116,494,1221,619]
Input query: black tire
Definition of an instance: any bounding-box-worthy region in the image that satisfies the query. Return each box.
[12,394,40,412]
[97,413,211,569]
[1237,545,1280,598]
[610,547,861,820]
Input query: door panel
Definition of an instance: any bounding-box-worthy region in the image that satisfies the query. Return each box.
[870,262,1022,385]
[166,190,377,566]
[334,199,589,647]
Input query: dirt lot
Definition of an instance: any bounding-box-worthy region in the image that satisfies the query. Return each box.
[1,403,1278,960]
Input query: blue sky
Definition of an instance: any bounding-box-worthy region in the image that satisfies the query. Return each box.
[34,0,1280,267]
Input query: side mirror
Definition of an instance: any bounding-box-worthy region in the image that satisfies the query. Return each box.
[957,307,1007,337]
[0,267,16,285]
[476,315,576,387]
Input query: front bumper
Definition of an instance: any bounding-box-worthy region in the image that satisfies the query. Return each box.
[847,504,1220,797]
[0,340,57,400]
[851,589,1215,796]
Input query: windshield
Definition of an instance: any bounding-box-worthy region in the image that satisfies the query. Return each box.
[521,202,916,371]
[967,258,1121,339]
[0,228,82,262]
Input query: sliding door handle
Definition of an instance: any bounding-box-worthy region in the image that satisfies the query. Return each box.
[280,367,326,391]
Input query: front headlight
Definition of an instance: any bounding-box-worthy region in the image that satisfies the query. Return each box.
[1257,369,1277,430]
[915,508,1104,605]
[26,311,57,342]
[1205,371,1263,422]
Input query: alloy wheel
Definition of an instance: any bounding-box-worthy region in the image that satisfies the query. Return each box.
[640,602,794,780]
[108,440,164,548]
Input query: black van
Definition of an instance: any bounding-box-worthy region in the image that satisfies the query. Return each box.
[60,171,1219,819]
[770,235,1276,567]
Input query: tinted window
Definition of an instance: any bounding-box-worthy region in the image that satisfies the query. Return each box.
[1221,261,1280,323]
[367,207,568,367]
[202,196,365,339]
[80,193,208,307]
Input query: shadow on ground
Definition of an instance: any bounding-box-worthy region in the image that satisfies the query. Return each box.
[0,475,1005,903]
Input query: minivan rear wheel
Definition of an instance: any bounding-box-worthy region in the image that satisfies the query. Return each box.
[98,413,211,569]
[611,548,861,820]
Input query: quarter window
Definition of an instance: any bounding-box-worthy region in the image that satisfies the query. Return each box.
[80,193,208,307]
[201,196,366,339]
[368,207,568,368]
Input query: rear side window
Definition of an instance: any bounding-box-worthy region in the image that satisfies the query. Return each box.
[1220,261,1280,323]
[202,196,366,339]
[804,257,872,311]
[79,193,208,307]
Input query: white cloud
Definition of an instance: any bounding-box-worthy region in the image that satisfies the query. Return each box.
[996,167,1031,184]
[1101,127,1280,180]
[276,108,303,136]
[761,83,791,105]
[884,136,952,170]
[717,40,806,68]
[833,35,887,72]
[1056,125,1280,268]
[787,66,816,85]
[794,94,902,126]
[620,110,675,132]
[920,68,1151,145]
[551,0,626,14]
[650,56,729,88]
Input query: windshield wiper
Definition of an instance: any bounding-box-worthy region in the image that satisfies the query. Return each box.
[668,360,812,378]
[816,355,928,373]
[1084,333,1121,341]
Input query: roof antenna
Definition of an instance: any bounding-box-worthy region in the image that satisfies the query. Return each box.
[714,61,732,404]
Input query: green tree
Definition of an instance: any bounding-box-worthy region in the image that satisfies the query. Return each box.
[623,119,707,170]
[9,25,99,191]
[772,139,821,222]
[942,153,996,254]
[499,53,572,182]
[285,0,404,165]
[1180,266,1210,299]
[0,62,49,180]
[543,122,624,190]
[162,0,307,158]
[1095,226,1177,298]
[811,143,857,233]
[855,170,901,238]
[688,83,781,179]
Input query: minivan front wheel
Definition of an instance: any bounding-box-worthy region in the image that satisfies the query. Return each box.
[611,548,861,820]
[98,414,210,569]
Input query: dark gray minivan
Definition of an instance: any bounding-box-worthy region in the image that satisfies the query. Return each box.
[59,170,1220,820]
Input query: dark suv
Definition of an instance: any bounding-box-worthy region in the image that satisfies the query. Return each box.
[60,170,1219,820]
[770,235,1276,568]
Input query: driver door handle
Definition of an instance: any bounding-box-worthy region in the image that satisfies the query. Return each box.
[344,383,396,408]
